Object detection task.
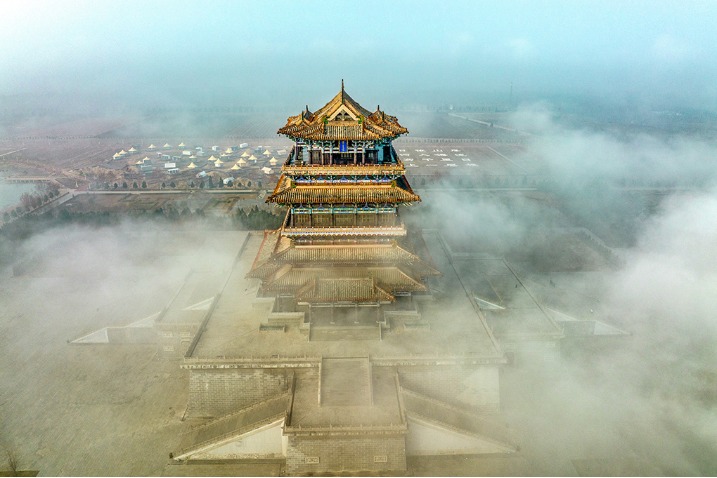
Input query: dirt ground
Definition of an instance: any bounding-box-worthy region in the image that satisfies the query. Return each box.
[0,228,247,476]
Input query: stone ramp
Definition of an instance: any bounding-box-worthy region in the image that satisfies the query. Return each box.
[320,357,371,407]
[174,392,290,459]
[401,387,515,449]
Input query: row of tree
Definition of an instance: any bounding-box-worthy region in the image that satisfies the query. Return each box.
[94,178,264,190]
[0,204,283,268]
[2,187,61,222]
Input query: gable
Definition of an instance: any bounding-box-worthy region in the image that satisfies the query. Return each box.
[329,105,358,121]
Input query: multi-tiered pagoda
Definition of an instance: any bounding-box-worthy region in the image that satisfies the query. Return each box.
[248,82,439,324]
[173,85,517,473]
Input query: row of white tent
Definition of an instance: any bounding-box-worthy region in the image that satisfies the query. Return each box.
[133,156,278,169]
[117,145,283,161]
[190,164,274,175]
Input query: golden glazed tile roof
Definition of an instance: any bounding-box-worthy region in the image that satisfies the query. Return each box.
[285,243,423,264]
[277,84,408,141]
[267,175,420,205]
[248,230,281,274]
[281,163,405,177]
[296,278,394,303]
[247,242,440,280]
[261,266,427,297]
[281,225,407,238]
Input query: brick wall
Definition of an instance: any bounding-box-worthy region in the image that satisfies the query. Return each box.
[398,364,500,413]
[157,325,198,358]
[286,434,406,475]
[187,368,290,417]
[501,339,560,366]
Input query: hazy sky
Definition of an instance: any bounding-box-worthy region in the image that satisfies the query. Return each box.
[2,0,717,110]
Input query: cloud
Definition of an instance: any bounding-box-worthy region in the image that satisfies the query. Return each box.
[651,34,695,63]
[497,104,717,474]
[445,31,476,58]
[506,37,537,61]
[510,103,717,187]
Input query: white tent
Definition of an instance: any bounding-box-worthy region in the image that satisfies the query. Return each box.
[241,151,250,157]
[163,143,172,148]
[178,142,186,148]
[187,162,197,169]
[225,147,233,154]
[238,158,247,165]
[262,167,272,174]
[230,164,240,170]
[214,161,223,168]
[269,157,278,165]
[207,155,218,162]
[147,144,157,150]
[249,154,258,161]
[263,149,271,155]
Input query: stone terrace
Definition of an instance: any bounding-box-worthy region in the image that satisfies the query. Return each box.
[187,230,503,362]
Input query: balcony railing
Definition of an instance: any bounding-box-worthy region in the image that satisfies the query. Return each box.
[282,147,405,176]
[281,225,407,237]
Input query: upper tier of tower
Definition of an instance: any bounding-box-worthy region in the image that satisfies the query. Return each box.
[278,81,408,143]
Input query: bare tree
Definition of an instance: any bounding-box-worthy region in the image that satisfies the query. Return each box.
[6,449,18,476]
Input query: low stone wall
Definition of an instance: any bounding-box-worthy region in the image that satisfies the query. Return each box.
[188,368,291,418]
[286,433,406,475]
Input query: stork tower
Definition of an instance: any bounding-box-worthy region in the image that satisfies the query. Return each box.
[247,82,439,326]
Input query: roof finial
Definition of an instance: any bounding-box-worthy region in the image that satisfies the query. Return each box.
[341,79,345,102]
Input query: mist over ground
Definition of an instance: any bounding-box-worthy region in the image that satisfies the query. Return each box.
[501,187,717,475]
[0,220,248,475]
[405,106,717,474]
[1,0,716,474]
[1,104,714,474]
